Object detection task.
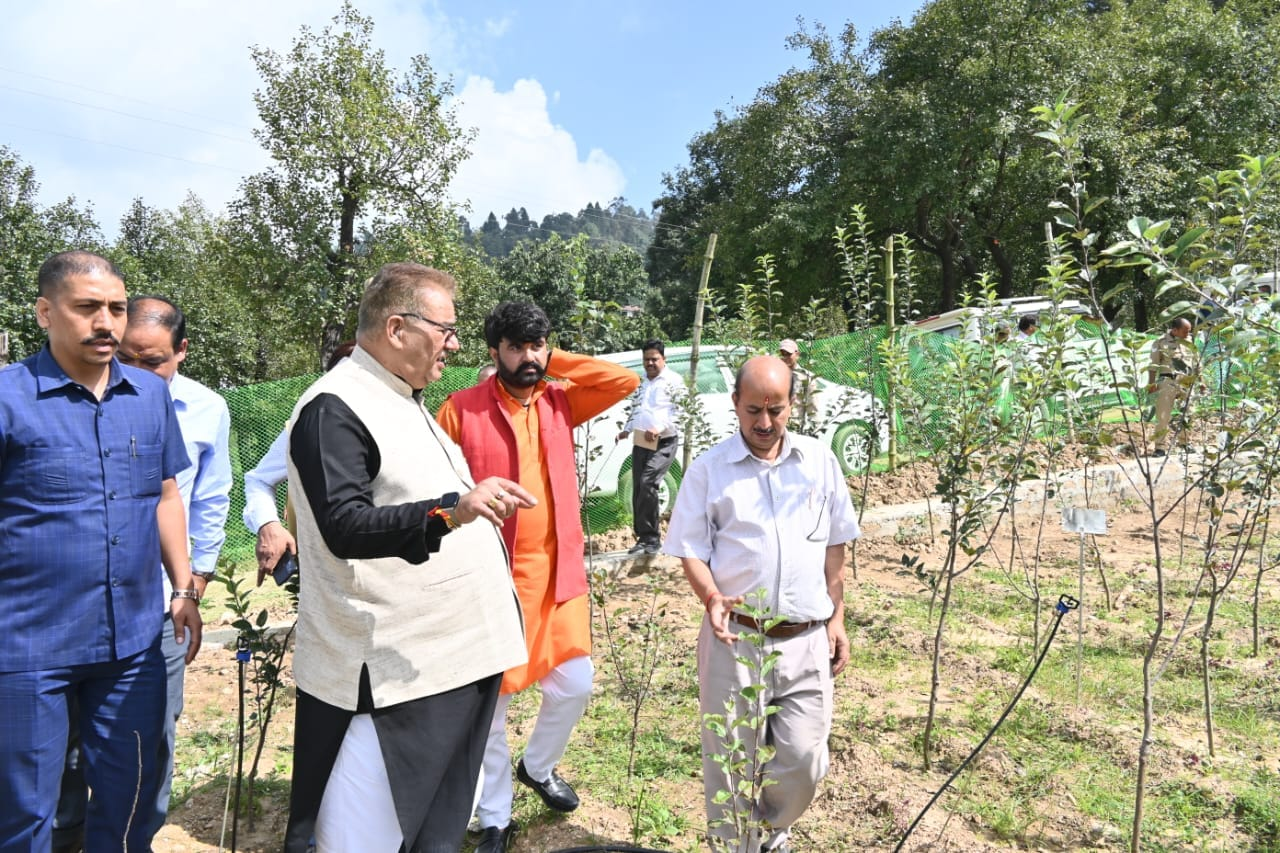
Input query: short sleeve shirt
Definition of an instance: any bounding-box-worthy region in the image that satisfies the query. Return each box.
[0,348,189,671]
[664,430,861,621]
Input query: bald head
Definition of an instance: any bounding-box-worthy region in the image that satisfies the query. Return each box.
[119,295,188,382]
[128,296,186,350]
[734,355,796,399]
[733,356,795,460]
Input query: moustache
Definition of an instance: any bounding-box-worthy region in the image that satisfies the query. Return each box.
[82,334,119,347]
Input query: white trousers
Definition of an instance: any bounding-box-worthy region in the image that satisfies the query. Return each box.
[697,619,834,853]
[475,654,594,828]
[314,714,403,853]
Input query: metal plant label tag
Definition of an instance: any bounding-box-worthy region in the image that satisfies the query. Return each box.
[1061,507,1107,535]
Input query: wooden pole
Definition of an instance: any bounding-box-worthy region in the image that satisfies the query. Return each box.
[885,236,898,470]
[685,233,718,473]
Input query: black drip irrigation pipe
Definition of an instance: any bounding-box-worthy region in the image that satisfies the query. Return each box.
[231,635,251,853]
[892,593,1080,853]
[550,848,672,852]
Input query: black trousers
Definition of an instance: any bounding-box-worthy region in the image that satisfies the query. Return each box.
[632,436,678,547]
[283,669,502,853]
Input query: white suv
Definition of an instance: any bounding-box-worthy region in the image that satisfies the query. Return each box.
[574,344,886,516]
[911,296,1090,339]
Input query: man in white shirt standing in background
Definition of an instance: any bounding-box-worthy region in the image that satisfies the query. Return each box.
[616,338,681,555]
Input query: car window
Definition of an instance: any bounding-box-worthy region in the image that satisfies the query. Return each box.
[666,356,727,394]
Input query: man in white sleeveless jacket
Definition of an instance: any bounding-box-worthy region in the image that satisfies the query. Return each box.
[282,263,533,853]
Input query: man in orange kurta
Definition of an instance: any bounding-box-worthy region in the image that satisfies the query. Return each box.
[437,301,639,852]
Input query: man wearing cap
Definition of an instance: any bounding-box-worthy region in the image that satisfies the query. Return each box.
[616,338,683,556]
[1146,316,1197,456]
[665,355,859,853]
[777,339,818,434]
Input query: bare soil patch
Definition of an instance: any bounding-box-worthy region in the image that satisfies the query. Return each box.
[154,450,1280,852]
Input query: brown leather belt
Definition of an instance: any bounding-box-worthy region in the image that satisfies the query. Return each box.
[729,612,826,639]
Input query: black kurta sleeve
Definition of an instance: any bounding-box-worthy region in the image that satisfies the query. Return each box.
[290,392,452,563]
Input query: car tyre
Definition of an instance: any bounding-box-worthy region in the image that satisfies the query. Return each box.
[831,420,876,475]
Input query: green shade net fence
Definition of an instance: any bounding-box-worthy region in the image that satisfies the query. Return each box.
[219,322,1239,560]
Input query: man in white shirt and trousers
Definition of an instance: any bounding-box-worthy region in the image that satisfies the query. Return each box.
[617,338,682,555]
[665,356,860,853]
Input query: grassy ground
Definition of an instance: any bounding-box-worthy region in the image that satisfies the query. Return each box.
[162,494,1280,852]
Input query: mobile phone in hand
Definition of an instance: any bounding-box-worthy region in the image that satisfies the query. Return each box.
[272,551,298,586]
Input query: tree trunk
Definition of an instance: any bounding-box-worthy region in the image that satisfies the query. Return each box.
[987,236,1014,298]
[1132,271,1151,332]
[1253,511,1269,656]
[938,244,959,313]
[320,322,346,371]
[1201,588,1219,757]
[922,534,959,772]
[1132,525,1166,852]
[317,186,363,370]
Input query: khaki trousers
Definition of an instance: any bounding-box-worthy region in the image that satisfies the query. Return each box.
[697,617,834,852]
[1153,376,1188,450]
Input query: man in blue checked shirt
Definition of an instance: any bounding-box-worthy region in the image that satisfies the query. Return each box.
[50,295,231,849]
[0,251,203,853]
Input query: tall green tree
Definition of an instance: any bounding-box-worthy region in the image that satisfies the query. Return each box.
[234,1,471,365]
[114,195,271,387]
[0,146,103,360]
[649,25,871,333]
[650,0,1280,328]
[494,235,658,352]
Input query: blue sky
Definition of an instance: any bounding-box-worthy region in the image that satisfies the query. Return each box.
[0,1,925,235]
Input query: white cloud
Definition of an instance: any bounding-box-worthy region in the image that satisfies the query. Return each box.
[0,1,624,237]
[450,76,627,227]
[484,15,514,38]
[0,0,467,232]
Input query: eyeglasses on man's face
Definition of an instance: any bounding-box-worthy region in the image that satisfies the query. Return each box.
[397,312,458,342]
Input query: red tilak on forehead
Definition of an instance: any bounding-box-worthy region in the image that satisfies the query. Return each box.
[764,395,772,406]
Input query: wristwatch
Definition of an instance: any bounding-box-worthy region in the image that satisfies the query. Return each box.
[191,569,215,581]
[429,491,461,530]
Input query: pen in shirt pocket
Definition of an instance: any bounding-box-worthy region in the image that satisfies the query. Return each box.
[130,435,137,457]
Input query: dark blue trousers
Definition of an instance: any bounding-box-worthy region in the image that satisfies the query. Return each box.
[0,640,167,852]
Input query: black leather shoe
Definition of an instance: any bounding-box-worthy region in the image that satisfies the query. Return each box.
[626,542,646,555]
[51,827,84,853]
[516,758,580,812]
[475,821,518,853]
